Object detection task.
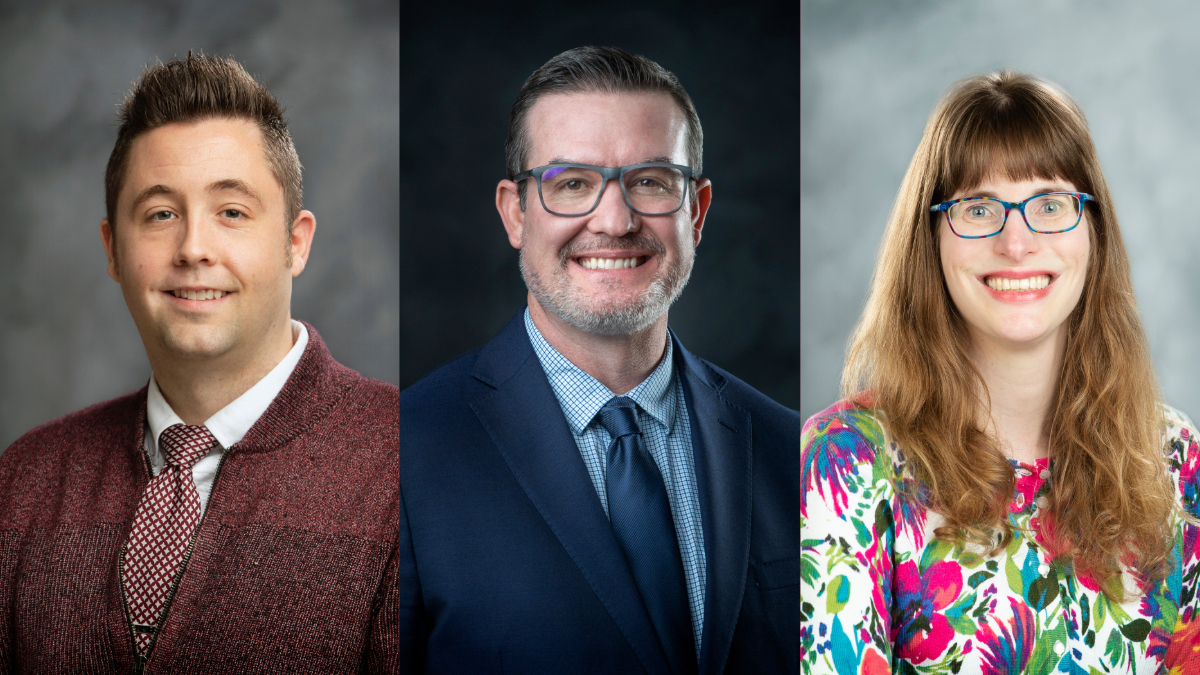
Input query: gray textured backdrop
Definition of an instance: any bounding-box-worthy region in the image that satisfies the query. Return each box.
[0,0,398,451]
[802,0,1200,422]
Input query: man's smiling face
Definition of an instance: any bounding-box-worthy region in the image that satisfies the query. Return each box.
[507,91,710,336]
[102,117,303,364]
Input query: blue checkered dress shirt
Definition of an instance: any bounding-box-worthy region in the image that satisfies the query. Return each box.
[524,309,706,657]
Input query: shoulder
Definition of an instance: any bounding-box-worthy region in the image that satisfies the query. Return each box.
[679,353,800,440]
[287,322,399,433]
[339,368,399,417]
[321,369,399,445]
[801,400,907,667]
[399,347,485,417]
[401,308,535,420]
[0,389,144,484]
[1161,403,1199,470]
[1162,403,1197,442]
[802,399,900,515]
[265,334,400,445]
[399,346,506,455]
[7,389,143,452]
[802,398,888,465]
[1161,403,1200,514]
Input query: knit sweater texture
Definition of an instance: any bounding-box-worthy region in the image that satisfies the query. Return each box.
[0,323,399,674]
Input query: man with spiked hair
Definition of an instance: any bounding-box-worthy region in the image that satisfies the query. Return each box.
[0,54,398,672]
[400,46,798,674]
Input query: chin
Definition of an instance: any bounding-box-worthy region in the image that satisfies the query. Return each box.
[522,248,693,336]
[550,291,670,336]
[989,322,1058,347]
[156,323,239,360]
[531,273,688,336]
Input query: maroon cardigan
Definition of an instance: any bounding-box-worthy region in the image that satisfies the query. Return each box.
[0,323,398,674]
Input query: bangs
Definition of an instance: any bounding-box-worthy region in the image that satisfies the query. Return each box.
[933,81,1094,201]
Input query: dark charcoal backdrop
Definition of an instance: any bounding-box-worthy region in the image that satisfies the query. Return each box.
[400,2,800,410]
[0,0,398,452]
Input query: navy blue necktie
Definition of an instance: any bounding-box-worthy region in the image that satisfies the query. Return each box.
[598,396,696,675]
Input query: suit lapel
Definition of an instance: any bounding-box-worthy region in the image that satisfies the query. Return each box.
[469,310,672,675]
[673,334,753,675]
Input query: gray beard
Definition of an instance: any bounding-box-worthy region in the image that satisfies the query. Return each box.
[520,233,694,336]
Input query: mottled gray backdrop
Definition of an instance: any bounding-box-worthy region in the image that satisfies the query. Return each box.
[0,0,398,451]
[802,0,1200,422]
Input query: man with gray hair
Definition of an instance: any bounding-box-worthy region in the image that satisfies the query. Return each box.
[400,46,798,674]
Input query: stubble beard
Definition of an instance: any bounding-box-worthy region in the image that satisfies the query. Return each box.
[520,230,694,336]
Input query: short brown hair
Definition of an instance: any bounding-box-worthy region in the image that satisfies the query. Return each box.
[505,46,703,210]
[104,53,302,235]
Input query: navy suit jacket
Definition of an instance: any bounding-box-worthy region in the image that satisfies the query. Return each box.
[399,309,799,674]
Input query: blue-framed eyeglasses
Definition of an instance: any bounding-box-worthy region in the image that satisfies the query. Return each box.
[930,192,1095,239]
[512,163,697,217]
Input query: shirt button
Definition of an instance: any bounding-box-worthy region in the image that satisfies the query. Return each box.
[1036,496,1049,510]
[1038,563,1050,576]
[1040,468,1051,480]
[1053,642,1065,655]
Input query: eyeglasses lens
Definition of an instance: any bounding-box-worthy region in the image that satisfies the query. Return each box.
[540,166,687,216]
[949,195,1080,236]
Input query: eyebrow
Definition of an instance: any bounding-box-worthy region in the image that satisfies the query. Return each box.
[546,156,676,166]
[207,178,264,205]
[130,184,176,211]
[965,185,1070,199]
[129,179,264,213]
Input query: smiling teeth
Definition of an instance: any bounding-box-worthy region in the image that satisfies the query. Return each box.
[580,256,642,270]
[986,275,1051,291]
[173,289,227,300]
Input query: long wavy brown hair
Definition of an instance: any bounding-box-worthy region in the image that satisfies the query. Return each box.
[843,71,1178,599]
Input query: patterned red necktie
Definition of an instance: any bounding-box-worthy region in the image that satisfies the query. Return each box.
[122,423,217,654]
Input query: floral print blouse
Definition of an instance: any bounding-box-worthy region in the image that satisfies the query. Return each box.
[801,400,1200,674]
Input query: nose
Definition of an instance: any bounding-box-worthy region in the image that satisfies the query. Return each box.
[585,176,638,237]
[993,205,1038,260]
[176,213,216,266]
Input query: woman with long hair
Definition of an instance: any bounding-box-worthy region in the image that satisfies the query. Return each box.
[801,71,1200,672]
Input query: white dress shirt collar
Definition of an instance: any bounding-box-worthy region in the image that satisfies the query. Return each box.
[146,320,309,455]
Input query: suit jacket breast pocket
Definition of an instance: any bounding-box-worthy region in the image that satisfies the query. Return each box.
[728,556,799,674]
[754,557,798,644]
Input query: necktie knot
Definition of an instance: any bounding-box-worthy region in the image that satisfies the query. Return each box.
[597,396,642,440]
[159,424,216,470]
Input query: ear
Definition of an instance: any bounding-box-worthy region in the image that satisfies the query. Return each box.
[496,179,525,249]
[689,178,712,248]
[289,210,317,276]
[100,218,120,282]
